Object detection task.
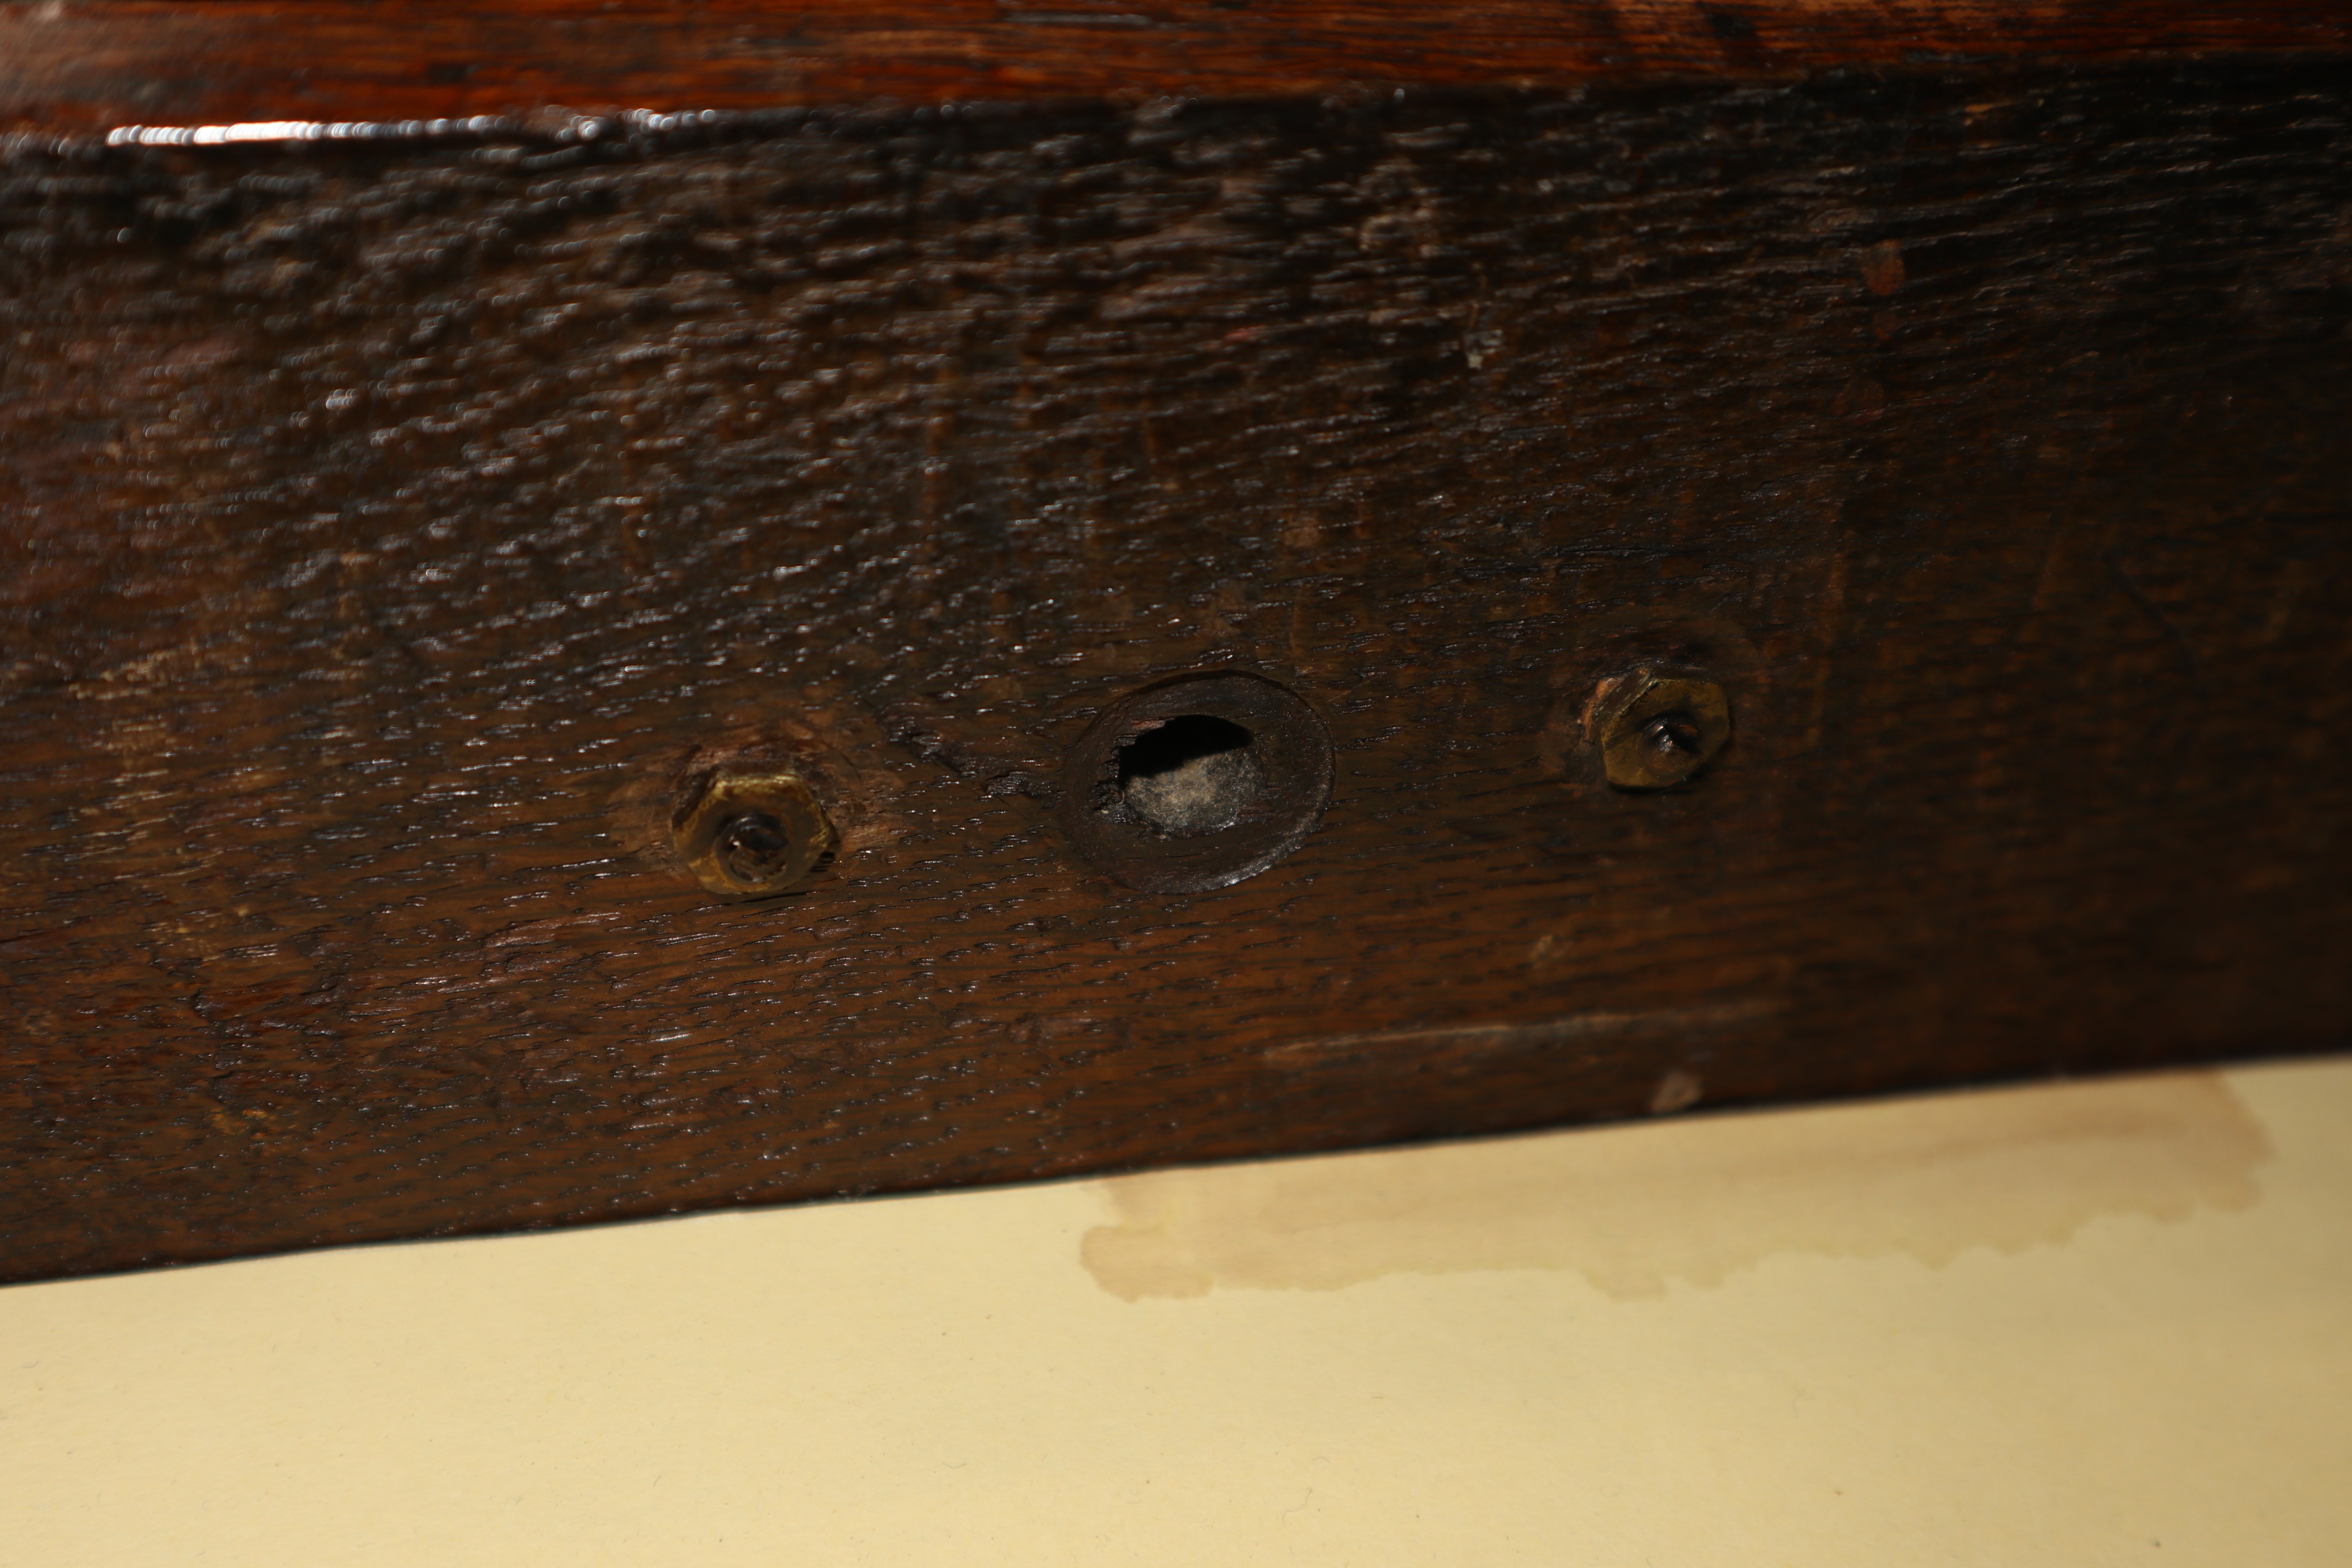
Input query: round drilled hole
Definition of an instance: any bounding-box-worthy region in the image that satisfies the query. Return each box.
[1059,672,1332,894]
[1114,714,1265,837]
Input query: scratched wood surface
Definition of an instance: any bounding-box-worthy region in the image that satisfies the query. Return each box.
[5,62,2352,1282]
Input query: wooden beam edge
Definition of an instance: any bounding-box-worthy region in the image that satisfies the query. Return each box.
[4,0,2350,137]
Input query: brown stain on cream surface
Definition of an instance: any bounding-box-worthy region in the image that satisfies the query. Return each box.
[1083,1071,2271,1301]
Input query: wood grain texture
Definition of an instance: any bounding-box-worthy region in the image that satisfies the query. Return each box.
[2,1,2351,134]
[5,65,2352,1282]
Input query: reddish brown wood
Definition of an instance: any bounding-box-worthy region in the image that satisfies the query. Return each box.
[2,1,2349,134]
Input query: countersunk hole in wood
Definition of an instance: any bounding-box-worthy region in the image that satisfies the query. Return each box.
[1059,671,1332,894]
[1114,714,1264,837]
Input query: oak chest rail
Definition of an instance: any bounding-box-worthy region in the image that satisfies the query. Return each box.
[2,2,2350,1282]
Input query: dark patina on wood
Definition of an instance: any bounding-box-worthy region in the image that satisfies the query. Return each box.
[4,62,2351,1282]
[5,1,2350,134]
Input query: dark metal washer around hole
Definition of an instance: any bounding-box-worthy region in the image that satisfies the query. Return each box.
[1059,672,1332,893]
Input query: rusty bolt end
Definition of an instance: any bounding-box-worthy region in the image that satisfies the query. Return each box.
[672,767,838,901]
[1595,670,1732,790]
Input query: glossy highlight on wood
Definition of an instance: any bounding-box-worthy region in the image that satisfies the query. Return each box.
[2,1,2350,134]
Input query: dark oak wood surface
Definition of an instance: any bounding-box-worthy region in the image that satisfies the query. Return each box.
[2,2,2350,134]
[6,47,2352,1281]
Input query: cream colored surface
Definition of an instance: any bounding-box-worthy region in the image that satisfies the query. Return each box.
[4,1060,2349,1566]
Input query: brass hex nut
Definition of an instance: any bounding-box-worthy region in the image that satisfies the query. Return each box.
[1595,669,1732,790]
[672,767,838,901]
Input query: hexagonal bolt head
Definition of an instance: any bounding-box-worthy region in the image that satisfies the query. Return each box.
[672,767,839,901]
[1595,670,1732,790]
